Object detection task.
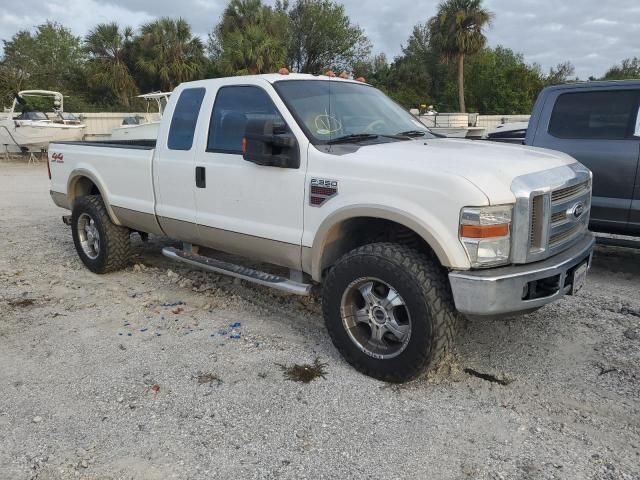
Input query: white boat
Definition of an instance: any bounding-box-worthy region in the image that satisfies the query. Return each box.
[485,121,529,144]
[418,112,469,138]
[0,90,85,153]
[110,92,170,141]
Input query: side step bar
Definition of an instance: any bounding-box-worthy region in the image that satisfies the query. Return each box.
[162,247,313,296]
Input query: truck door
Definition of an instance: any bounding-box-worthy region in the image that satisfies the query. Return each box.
[531,88,640,234]
[153,87,206,243]
[193,83,307,270]
[628,106,640,234]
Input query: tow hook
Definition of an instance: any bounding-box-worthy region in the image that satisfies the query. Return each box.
[62,215,72,226]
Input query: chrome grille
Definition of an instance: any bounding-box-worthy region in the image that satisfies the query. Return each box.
[547,180,591,255]
[529,194,544,250]
[551,211,567,224]
[550,221,582,247]
[551,181,590,203]
[512,163,592,264]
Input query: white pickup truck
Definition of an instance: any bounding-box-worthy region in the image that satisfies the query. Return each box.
[49,73,594,382]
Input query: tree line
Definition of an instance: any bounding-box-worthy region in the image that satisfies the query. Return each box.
[0,0,638,114]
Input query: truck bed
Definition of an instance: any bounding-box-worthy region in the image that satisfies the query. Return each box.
[49,139,158,228]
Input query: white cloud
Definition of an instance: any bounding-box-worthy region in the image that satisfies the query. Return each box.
[586,18,618,26]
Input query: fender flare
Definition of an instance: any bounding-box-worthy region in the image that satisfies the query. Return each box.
[308,204,456,281]
[67,168,122,226]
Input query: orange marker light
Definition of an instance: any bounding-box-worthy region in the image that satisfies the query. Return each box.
[278,67,289,75]
[325,70,336,77]
[242,137,247,153]
[460,224,509,238]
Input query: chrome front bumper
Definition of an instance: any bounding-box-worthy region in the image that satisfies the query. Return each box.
[448,232,595,317]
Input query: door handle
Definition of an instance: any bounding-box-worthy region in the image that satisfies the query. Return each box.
[195,166,206,188]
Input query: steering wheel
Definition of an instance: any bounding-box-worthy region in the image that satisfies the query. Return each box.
[363,119,386,133]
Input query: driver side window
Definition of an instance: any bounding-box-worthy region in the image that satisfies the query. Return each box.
[207,86,285,154]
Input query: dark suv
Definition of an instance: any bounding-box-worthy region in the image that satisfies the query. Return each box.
[525,80,640,235]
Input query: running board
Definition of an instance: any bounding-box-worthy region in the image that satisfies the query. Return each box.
[162,247,313,296]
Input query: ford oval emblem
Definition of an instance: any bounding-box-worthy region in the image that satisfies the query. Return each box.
[572,202,585,219]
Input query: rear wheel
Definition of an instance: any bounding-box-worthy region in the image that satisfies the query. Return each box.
[322,242,460,382]
[71,195,131,273]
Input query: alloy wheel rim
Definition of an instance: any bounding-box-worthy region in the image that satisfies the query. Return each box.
[340,277,412,359]
[77,213,100,260]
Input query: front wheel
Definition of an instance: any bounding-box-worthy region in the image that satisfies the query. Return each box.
[322,243,460,382]
[71,195,131,273]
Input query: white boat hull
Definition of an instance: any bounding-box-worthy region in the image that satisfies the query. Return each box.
[429,127,469,138]
[0,120,85,152]
[110,122,160,141]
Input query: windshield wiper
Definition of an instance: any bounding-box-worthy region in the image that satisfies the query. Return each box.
[327,133,379,145]
[396,130,426,137]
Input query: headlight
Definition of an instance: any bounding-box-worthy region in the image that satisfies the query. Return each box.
[459,205,512,268]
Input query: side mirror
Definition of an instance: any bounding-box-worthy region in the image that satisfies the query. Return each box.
[243,117,300,169]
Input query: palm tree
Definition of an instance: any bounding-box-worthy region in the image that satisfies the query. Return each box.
[219,24,287,75]
[428,0,493,112]
[137,18,205,91]
[213,0,288,75]
[217,0,267,36]
[85,23,138,107]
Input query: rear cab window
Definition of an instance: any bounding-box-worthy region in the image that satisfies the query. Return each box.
[548,90,640,140]
[168,87,206,150]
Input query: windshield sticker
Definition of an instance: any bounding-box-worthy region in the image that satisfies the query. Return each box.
[314,114,342,135]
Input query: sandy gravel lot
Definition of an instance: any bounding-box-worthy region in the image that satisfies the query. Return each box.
[1,161,639,480]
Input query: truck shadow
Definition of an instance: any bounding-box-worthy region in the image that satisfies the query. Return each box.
[128,234,638,387]
[591,243,640,277]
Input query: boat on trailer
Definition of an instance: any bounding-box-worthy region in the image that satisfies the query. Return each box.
[0,90,85,153]
[110,92,171,141]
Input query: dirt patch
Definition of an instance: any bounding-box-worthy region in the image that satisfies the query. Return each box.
[194,373,222,386]
[7,298,36,308]
[463,368,514,386]
[278,358,328,383]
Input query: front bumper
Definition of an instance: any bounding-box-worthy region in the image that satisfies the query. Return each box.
[448,232,595,317]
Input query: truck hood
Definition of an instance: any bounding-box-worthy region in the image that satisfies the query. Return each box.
[349,138,577,204]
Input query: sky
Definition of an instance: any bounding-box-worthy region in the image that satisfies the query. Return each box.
[0,0,639,79]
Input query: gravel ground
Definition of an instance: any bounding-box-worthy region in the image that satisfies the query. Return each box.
[1,162,639,480]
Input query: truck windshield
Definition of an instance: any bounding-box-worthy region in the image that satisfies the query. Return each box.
[274,80,434,144]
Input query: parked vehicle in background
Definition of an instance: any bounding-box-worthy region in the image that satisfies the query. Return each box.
[524,80,640,236]
[48,73,594,382]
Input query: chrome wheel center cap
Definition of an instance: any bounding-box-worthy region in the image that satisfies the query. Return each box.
[371,306,387,325]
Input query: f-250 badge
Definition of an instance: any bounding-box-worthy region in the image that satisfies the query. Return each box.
[310,178,338,207]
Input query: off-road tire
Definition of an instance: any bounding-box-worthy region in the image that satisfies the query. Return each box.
[322,242,461,382]
[71,195,131,274]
